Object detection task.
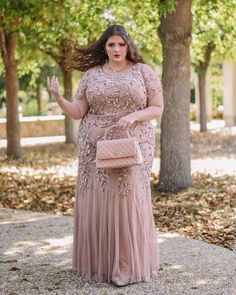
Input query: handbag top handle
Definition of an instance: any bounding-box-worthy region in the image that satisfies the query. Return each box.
[103,124,131,140]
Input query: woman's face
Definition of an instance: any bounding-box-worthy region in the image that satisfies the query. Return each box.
[105,35,128,63]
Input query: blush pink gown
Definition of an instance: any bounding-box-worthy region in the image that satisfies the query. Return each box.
[72,62,163,284]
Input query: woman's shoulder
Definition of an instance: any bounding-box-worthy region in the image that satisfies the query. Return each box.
[83,67,94,75]
[137,62,161,80]
[88,65,101,73]
[80,66,99,80]
[136,62,154,73]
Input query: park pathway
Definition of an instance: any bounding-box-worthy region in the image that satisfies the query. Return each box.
[0,208,235,295]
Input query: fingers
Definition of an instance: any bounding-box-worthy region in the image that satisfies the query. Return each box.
[47,76,59,88]
[52,76,59,90]
[46,76,62,102]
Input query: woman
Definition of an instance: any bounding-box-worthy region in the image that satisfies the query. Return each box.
[47,24,164,287]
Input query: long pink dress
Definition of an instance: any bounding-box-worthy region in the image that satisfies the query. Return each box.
[72,62,163,284]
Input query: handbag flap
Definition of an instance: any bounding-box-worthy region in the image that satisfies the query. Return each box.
[96,138,137,160]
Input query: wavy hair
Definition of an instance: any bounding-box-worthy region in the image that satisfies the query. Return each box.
[65,24,145,72]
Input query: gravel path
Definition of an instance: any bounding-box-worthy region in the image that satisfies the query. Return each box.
[0,208,235,295]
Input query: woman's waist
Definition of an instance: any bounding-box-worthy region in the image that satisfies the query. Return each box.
[86,110,132,119]
[80,115,154,143]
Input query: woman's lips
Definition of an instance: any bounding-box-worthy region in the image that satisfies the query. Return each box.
[114,54,121,57]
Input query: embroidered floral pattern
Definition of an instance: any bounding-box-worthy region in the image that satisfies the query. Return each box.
[74,63,162,197]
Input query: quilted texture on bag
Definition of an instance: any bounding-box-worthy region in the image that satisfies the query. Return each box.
[96,138,137,160]
[96,138,143,169]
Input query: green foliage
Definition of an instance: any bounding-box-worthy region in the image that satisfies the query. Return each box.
[157,0,177,18]
[18,61,41,87]
[28,0,163,67]
[192,0,236,68]
[0,0,48,32]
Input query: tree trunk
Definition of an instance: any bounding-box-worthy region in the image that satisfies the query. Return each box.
[0,31,21,159]
[198,71,207,131]
[61,66,76,144]
[196,42,215,132]
[157,0,192,192]
[36,80,42,116]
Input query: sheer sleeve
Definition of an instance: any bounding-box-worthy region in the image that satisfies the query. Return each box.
[140,63,163,107]
[72,70,90,102]
[63,69,90,119]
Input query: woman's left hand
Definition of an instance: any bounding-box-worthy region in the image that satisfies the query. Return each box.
[116,114,137,131]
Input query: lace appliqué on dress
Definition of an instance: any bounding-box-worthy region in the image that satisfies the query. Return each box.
[116,167,133,198]
[75,63,162,198]
[77,117,109,193]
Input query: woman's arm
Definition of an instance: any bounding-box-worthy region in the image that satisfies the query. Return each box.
[47,72,89,120]
[56,95,88,120]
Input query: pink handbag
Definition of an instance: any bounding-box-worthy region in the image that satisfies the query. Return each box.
[96,125,143,169]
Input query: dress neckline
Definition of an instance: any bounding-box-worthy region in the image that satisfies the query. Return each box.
[100,63,137,76]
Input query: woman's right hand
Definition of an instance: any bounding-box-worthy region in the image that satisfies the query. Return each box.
[47,76,63,103]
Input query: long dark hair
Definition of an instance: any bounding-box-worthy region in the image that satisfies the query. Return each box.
[65,25,145,72]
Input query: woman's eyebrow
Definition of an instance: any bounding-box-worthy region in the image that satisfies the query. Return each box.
[107,41,126,44]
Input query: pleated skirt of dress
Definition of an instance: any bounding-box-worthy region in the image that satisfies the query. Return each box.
[72,166,160,284]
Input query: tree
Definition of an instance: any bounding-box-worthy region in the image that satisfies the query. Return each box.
[0,5,22,158]
[0,0,54,158]
[157,0,193,192]
[192,0,236,131]
[0,29,21,158]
